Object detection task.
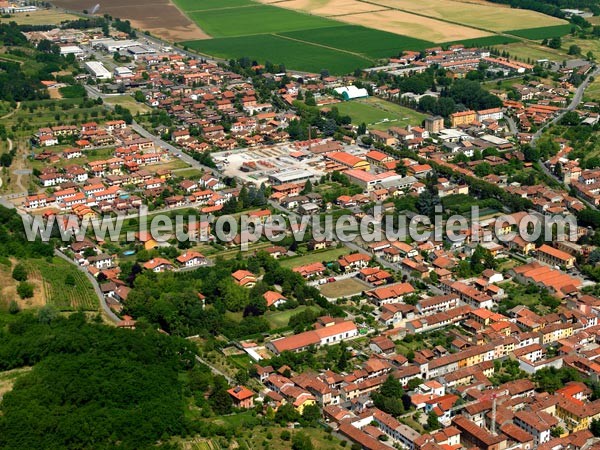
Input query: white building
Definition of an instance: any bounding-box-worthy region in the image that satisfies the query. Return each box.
[85,61,112,80]
[114,66,133,78]
[60,45,85,57]
[334,85,368,100]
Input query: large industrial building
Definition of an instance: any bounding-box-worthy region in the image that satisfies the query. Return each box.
[84,61,112,80]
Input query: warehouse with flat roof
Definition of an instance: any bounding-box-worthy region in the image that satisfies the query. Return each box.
[268,169,314,185]
[84,61,112,80]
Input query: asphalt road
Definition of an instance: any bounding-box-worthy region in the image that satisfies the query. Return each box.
[532,65,600,210]
[531,65,600,147]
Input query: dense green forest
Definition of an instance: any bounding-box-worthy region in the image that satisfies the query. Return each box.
[0,313,196,449]
[0,206,54,260]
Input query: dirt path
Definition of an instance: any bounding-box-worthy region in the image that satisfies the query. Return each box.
[0,101,20,120]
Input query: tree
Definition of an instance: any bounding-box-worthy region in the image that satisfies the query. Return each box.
[568,45,581,55]
[65,274,76,286]
[301,404,321,424]
[12,263,27,281]
[8,300,20,315]
[275,402,300,425]
[426,411,441,430]
[301,179,313,194]
[134,90,146,103]
[474,162,492,177]
[548,37,561,49]
[551,426,564,438]
[17,282,33,299]
[337,344,350,371]
[357,122,367,135]
[208,376,233,414]
[395,161,408,176]
[592,418,600,437]
[523,145,540,163]
[292,432,314,450]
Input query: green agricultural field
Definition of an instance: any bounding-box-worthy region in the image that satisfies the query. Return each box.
[507,24,573,40]
[282,25,433,59]
[173,0,255,12]
[442,35,520,48]
[184,34,372,74]
[27,258,98,311]
[186,5,339,37]
[325,97,426,131]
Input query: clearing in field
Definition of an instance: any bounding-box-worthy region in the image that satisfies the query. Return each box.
[183,34,372,74]
[0,9,79,25]
[186,4,340,37]
[104,95,153,115]
[265,305,320,328]
[324,97,427,130]
[278,247,350,269]
[335,9,490,42]
[319,277,368,298]
[281,25,433,59]
[361,0,566,32]
[507,24,573,40]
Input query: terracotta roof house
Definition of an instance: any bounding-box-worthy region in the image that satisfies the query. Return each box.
[227,385,254,408]
[232,269,257,288]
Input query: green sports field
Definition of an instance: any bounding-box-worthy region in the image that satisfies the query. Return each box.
[184,33,373,73]
[507,24,573,40]
[323,97,427,131]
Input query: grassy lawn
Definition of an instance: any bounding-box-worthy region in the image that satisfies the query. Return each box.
[174,168,204,179]
[4,99,107,141]
[145,159,191,172]
[104,95,153,115]
[264,305,319,328]
[585,78,600,102]
[0,9,79,25]
[279,247,350,269]
[491,41,567,62]
[319,277,367,298]
[323,97,426,130]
